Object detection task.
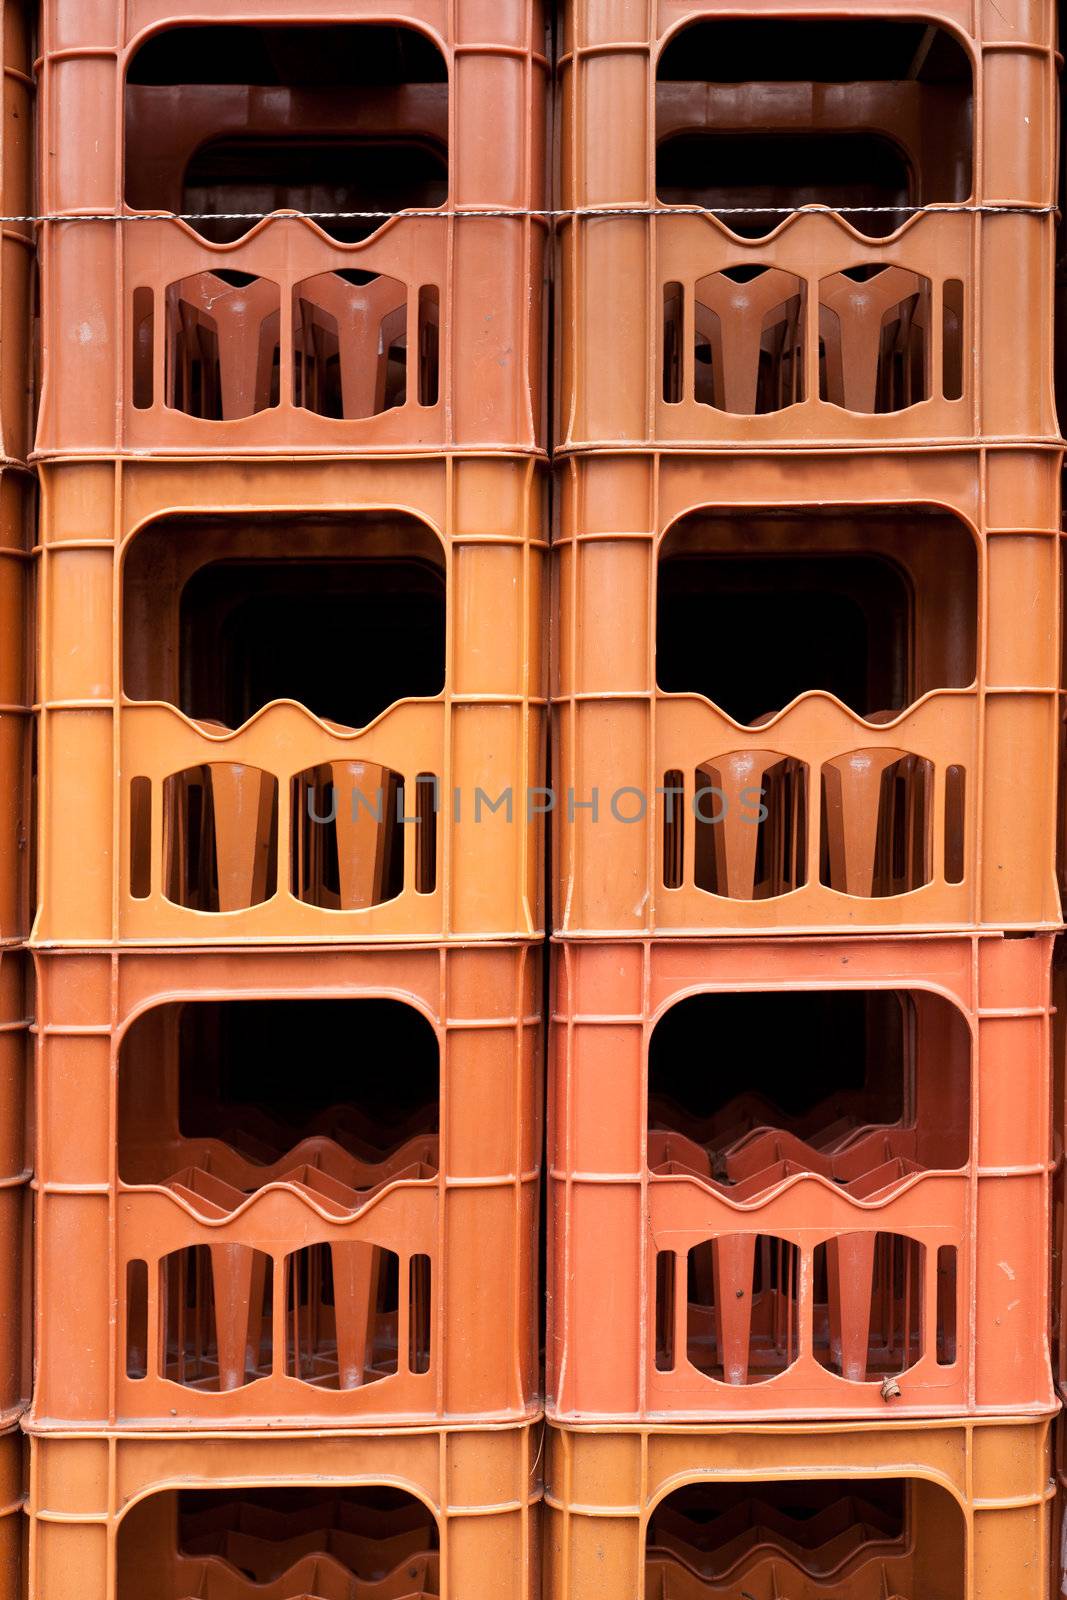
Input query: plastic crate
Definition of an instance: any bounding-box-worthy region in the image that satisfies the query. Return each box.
[0,0,33,470]
[34,453,545,945]
[0,0,33,1479]
[36,3,548,457]
[0,470,31,947]
[1054,949,1066,1404]
[552,446,1062,937]
[29,940,540,1430]
[0,1426,22,1600]
[0,951,29,1432]
[556,1,1056,451]
[548,931,1055,1422]
[26,1422,539,1600]
[545,1416,1053,1600]
[1054,1396,1067,1598]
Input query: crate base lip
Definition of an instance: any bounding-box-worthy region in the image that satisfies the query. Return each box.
[554,924,1065,940]
[23,1404,544,1437]
[545,1411,1058,1438]
[29,932,545,954]
[545,1401,1062,1427]
[31,442,1065,466]
[549,925,1064,945]
[20,1416,544,1442]
[30,444,549,466]
[554,435,1066,458]
[32,446,550,463]
[31,935,550,958]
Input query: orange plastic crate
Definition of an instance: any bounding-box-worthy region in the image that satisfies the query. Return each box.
[0,0,32,470]
[0,951,29,1433]
[0,0,33,1512]
[548,932,1055,1422]
[1054,949,1066,1406]
[26,1422,539,1600]
[545,1416,1053,1600]
[0,1426,22,1600]
[29,941,540,1430]
[36,3,547,457]
[0,470,31,948]
[33,454,545,945]
[556,1,1056,451]
[1053,1397,1067,1598]
[552,446,1062,936]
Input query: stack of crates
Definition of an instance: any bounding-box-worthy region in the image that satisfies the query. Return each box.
[0,0,32,1590]
[27,6,546,1597]
[548,4,1063,1598]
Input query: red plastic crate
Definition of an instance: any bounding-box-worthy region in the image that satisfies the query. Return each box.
[548,932,1055,1422]
[552,446,1062,937]
[36,2,548,457]
[30,941,540,1430]
[34,453,545,945]
[26,1422,540,1600]
[556,0,1056,451]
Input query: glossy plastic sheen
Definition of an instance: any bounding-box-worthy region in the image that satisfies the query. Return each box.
[553,447,1062,936]
[33,455,545,945]
[545,1416,1053,1600]
[556,0,1057,451]
[30,942,540,1429]
[548,933,1055,1422]
[36,2,548,457]
[26,1422,540,1600]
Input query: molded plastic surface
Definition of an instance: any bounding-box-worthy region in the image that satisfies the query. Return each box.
[36,2,548,457]
[548,932,1055,1421]
[0,0,33,958]
[0,0,32,1488]
[34,455,545,945]
[0,0,32,469]
[0,470,31,947]
[545,1416,1053,1600]
[1053,949,1066,1406]
[0,952,28,1430]
[30,942,540,1429]
[552,447,1062,936]
[0,1427,22,1600]
[1054,1398,1067,1598]
[26,1423,540,1600]
[556,1,1057,451]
